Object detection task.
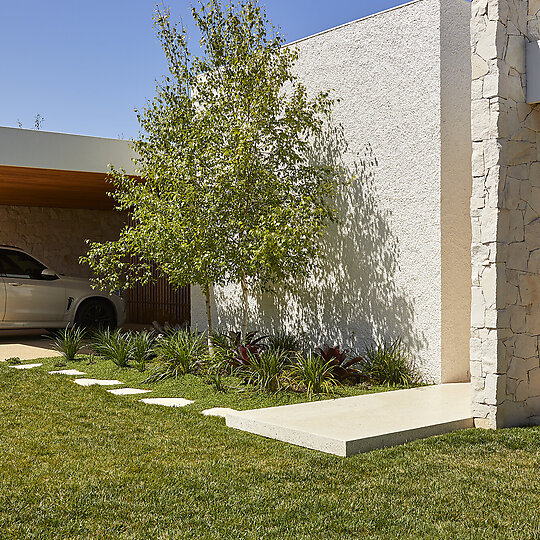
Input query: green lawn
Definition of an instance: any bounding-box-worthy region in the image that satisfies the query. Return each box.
[0,361,539,539]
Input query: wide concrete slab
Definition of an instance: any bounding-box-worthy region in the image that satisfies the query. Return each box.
[226,383,473,456]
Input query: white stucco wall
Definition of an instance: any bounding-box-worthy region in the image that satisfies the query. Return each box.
[440,0,473,382]
[0,126,137,174]
[191,0,472,383]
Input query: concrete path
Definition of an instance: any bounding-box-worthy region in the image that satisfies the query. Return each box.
[8,363,43,370]
[0,330,62,361]
[202,407,237,418]
[226,383,473,456]
[108,388,151,395]
[74,379,123,386]
[49,369,86,375]
[140,397,193,407]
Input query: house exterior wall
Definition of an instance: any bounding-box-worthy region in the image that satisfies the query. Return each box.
[441,0,474,382]
[0,205,125,278]
[470,0,540,427]
[192,0,472,384]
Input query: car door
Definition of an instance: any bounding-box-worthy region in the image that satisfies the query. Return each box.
[0,249,67,323]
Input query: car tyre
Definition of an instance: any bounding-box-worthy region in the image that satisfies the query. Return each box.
[74,299,116,330]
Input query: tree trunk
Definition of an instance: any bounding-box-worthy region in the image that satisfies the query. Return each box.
[240,272,248,338]
[203,283,215,355]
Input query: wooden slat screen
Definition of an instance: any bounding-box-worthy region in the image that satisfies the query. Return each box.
[123,214,190,327]
[125,265,190,326]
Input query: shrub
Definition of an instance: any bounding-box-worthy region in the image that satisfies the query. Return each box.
[267,332,301,357]
[286,353,338,398]
[206,361,228,393]
[359,338,419,386]
[129,331,156,372]
[220,331,268,370]
[239,348,288,393]
[144,330,206,382]
[91,328,131,368]
[50,326,86,362]
[316,344,366,383]
[208,331,235,366]
[89,327,112,357]
[5,357,22,365]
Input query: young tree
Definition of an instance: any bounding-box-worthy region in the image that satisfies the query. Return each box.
[83,0,343,345]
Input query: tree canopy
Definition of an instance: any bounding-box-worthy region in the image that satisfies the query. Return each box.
[82,0,344,340]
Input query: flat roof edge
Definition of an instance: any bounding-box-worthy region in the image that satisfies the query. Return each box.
[0,126,138,175]
[0,125,132,144]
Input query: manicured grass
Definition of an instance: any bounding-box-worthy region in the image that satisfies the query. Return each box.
[1,362,539,539]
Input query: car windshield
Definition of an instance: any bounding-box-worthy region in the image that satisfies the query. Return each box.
[0,249,46,279]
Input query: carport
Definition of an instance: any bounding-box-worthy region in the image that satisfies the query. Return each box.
[0,126,189,326]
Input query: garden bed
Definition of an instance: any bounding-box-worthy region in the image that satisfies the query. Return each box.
[27,354,408,413]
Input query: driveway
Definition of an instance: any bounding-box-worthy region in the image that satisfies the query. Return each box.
[0,330,62,361]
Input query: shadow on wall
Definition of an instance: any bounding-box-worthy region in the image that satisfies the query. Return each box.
[213,128,426,359]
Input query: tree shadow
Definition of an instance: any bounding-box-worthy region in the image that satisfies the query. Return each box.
[213,124,427,359]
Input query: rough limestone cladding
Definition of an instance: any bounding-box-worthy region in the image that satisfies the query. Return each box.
[471,0,540,427]
[0,205,125,278]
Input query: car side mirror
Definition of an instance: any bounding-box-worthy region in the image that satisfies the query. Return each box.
[41,268,58,280]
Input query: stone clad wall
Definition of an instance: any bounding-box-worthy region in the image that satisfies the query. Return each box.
[0,205,125,278]
[471,0,540,427]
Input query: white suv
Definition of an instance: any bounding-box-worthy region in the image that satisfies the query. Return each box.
[0,246,125,330]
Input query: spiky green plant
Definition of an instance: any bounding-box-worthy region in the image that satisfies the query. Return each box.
[266,332,301,357]
[129,331,156,372]
[207,365,227,393]
[89,327,113,357]
[144,330,206,382]
[240,349,288,393]
[286,353,338,398]
[91,328,131,368]
[49,326,86,362]
[359,338,420,386]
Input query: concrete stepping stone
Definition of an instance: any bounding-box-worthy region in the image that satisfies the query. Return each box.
[49,369,86,375]
[140,397,193,407]
[107,388,151,396]
[9,363,42,370]
[74,378,123,386]
[201,407,237,418]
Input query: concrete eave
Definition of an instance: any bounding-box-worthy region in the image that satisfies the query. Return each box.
[0,126,138,175]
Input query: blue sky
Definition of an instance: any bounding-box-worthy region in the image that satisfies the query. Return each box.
[0,0,406,139]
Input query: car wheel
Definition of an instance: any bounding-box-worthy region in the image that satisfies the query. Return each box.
[75,299,116,330]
